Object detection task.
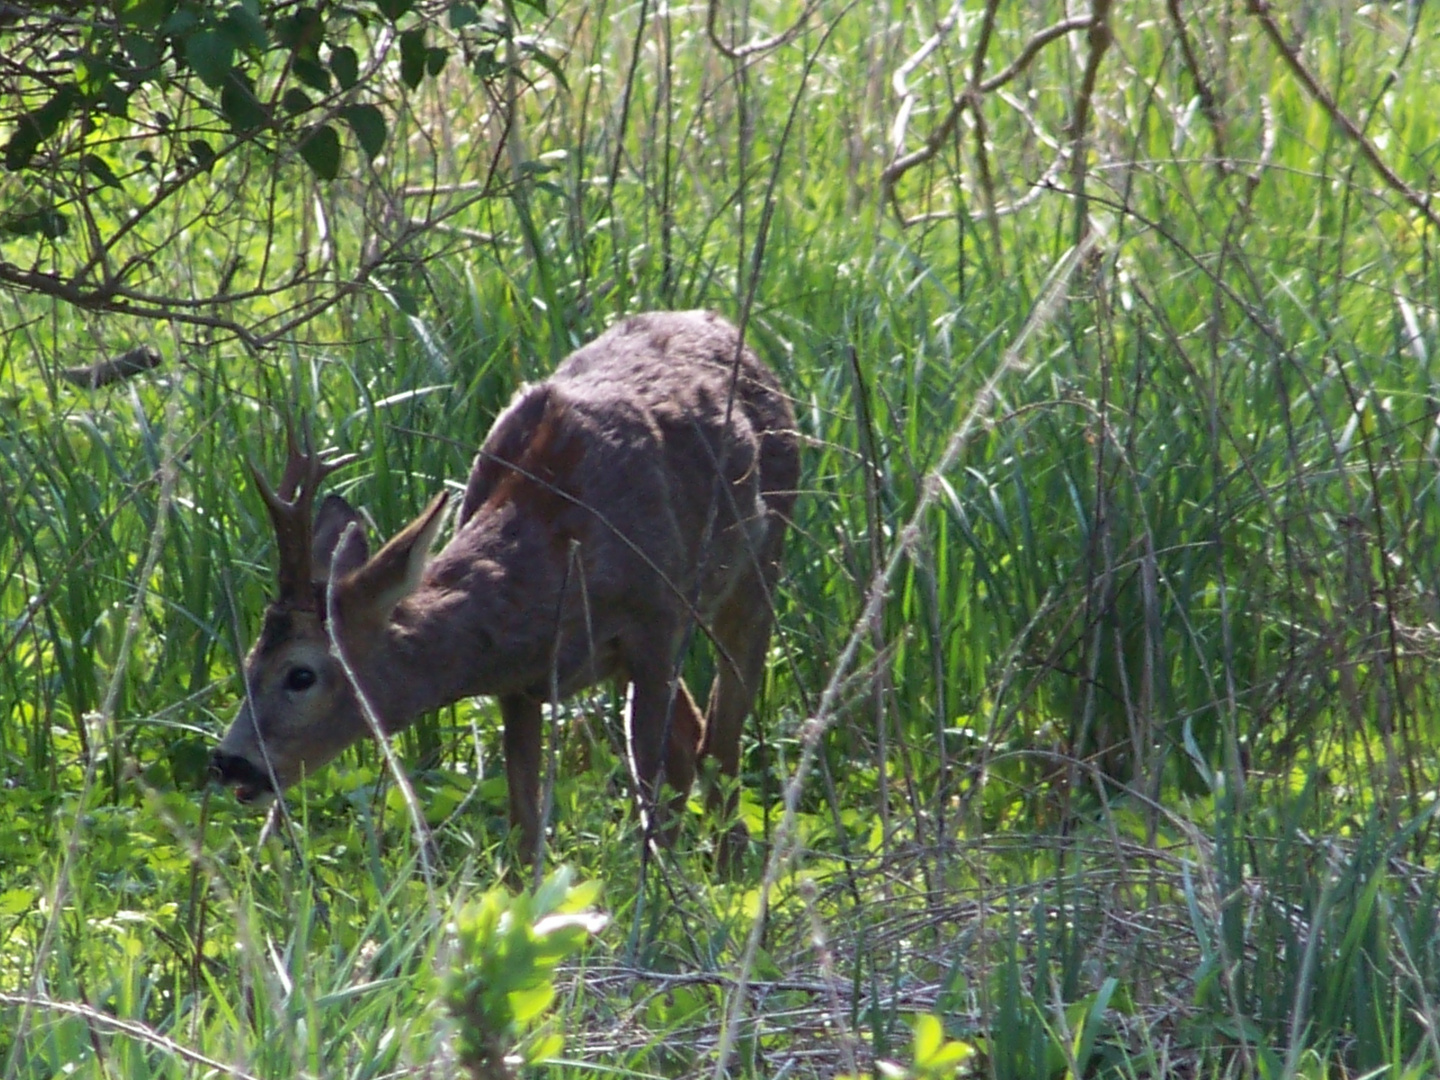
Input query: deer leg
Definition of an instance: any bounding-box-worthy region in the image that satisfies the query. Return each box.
[500,693,544,863]
[701,553,782,870]
[626,669,702,847]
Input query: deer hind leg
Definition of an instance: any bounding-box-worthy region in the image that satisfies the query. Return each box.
[500,693,544,864]
[625,666,703,849]
[701,550,783,871]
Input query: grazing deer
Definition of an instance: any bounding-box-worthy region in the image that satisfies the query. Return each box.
[210,310,798,864]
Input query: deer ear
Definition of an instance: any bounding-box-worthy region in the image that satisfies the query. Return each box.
[313,494,368,585]
[342,492,450,621]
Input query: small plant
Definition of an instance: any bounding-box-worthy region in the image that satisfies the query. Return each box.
[843,1014,977,1080]
[441,867,607,1080]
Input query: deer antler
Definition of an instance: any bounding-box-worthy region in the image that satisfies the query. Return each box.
[250,422,357,605]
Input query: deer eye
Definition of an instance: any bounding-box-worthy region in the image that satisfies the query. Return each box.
[285,666,317,692]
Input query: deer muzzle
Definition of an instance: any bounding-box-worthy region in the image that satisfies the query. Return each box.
[209,748,276,804]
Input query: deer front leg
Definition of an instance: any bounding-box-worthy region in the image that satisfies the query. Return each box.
[626,669,703,847]
[500,693,544,863]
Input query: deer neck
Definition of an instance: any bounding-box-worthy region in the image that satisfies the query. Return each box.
[345,578,551,732]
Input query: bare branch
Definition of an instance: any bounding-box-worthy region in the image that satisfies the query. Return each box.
[882,14,1095,203]
[707,0,822,61]
[1247,0,1440,230]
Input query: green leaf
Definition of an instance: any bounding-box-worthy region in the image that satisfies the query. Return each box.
[912,1014,942,1064]
[0,888,35,916]
[0,204,68,238]
[81,154,123,189]
[341,104,386,160]
[119,0,169,28]
[329,46,359,90]
[299,124,341,180]
[515,0,545,12]
[219,72,267,132]
[508,984,554,1025]
[223,4,268,50]
[188,139,216,170]
[384,278,420,316]
[276,6,323,53]
[292,56,332,92]
[186,29,234,89]
[159,8,198,35]
[102,83,132,118]
[399,28,426,89]
[374,0,415,21]
[121,33,160,71]
[425,46,448,77]
[3,86,79,171]
[525,1031,563,1065]
[282,88,314,115]
[76,55,111,96]
[523,43,568,92]
[448,2,480,28]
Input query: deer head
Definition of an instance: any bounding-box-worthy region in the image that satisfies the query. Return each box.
[209,433,448,803]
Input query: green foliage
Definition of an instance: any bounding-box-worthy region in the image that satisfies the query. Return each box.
[0,0,561,338]
[442,867,606,1078]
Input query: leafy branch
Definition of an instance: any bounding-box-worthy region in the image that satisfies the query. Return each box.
[0,0,559,346]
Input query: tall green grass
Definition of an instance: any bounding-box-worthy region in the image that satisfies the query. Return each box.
[5,0,1440,1076]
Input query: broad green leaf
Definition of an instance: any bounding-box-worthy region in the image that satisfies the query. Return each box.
[525,1032,563,1065]
[282,88,314,115]
[119,0,169,28]
[81,154,123,189]
[341,104,386,160]
[508,983,554,1025]
[425,46,448,77]
[186,29,234,88]
[3,86,79,171]
[76,55,111,96]
[275,7,323,51]
[219,72,266,131]
[329,45,359,90]
[188,139,216,169]
[0,204,68,238]
[374,0,415,21]
[223,3,268,50]
[399,28,426,89]
[299,124,341,180]
[0,888,35,916]
[292,57,332,92]
[448,2,480,28]
[121,34,160,71]
[913,1014,942,1064]
[102,83,131,118]
[159,8,198,35]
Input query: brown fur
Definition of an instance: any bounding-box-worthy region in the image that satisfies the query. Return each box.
[211,311,799,866]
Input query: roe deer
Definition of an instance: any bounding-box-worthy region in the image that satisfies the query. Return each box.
[210,310,798,864]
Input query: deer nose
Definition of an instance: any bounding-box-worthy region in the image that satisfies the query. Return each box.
[209,749,271,793]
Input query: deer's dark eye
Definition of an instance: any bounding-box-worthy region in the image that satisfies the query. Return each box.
[286,666,317,692]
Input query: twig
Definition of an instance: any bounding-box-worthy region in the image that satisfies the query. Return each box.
[882,15,1095,201]
[706,0,821,60]
[0,993,265,1080]
[1247,0,1440,230]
